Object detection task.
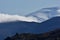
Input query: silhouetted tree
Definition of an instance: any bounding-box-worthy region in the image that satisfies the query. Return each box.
[5,29,60,40]
[5,37,11,40]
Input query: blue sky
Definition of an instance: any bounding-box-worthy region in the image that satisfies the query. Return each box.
[0,0,60,15]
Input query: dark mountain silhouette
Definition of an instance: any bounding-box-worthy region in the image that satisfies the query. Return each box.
[0,17,60,40]
[5,29,60,40]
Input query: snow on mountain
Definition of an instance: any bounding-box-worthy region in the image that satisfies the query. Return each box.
[26,7,60,23]
[0,13,38,23]
[0,7,60,23]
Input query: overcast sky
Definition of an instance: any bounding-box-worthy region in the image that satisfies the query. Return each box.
[0,0,60,15]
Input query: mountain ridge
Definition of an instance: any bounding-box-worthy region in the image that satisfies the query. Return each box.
[0,7,60,40]
[26,7,60,23]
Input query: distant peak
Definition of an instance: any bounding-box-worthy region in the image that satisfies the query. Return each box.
[26,7,60,23]
[45,7,59,9]
[40,7,60,12]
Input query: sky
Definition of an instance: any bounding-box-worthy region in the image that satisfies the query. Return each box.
[0,0,60,15]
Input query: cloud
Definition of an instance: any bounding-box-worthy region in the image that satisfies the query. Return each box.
[0,13,38,23]
[57,9,60,13]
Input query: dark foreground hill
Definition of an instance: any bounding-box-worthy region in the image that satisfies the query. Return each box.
[0,17,60,40]
[5,29,60,40]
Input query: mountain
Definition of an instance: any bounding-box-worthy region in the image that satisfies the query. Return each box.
[0,7,60,23]
[0,17,60,40]
[26,7,60,23]
[5,29,60,40]
[0,7,60,40]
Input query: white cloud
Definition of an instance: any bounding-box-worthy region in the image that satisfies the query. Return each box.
[57,9,60,13]
[0,13,38,23]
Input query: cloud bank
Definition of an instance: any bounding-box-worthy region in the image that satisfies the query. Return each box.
[0,13,38,23]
